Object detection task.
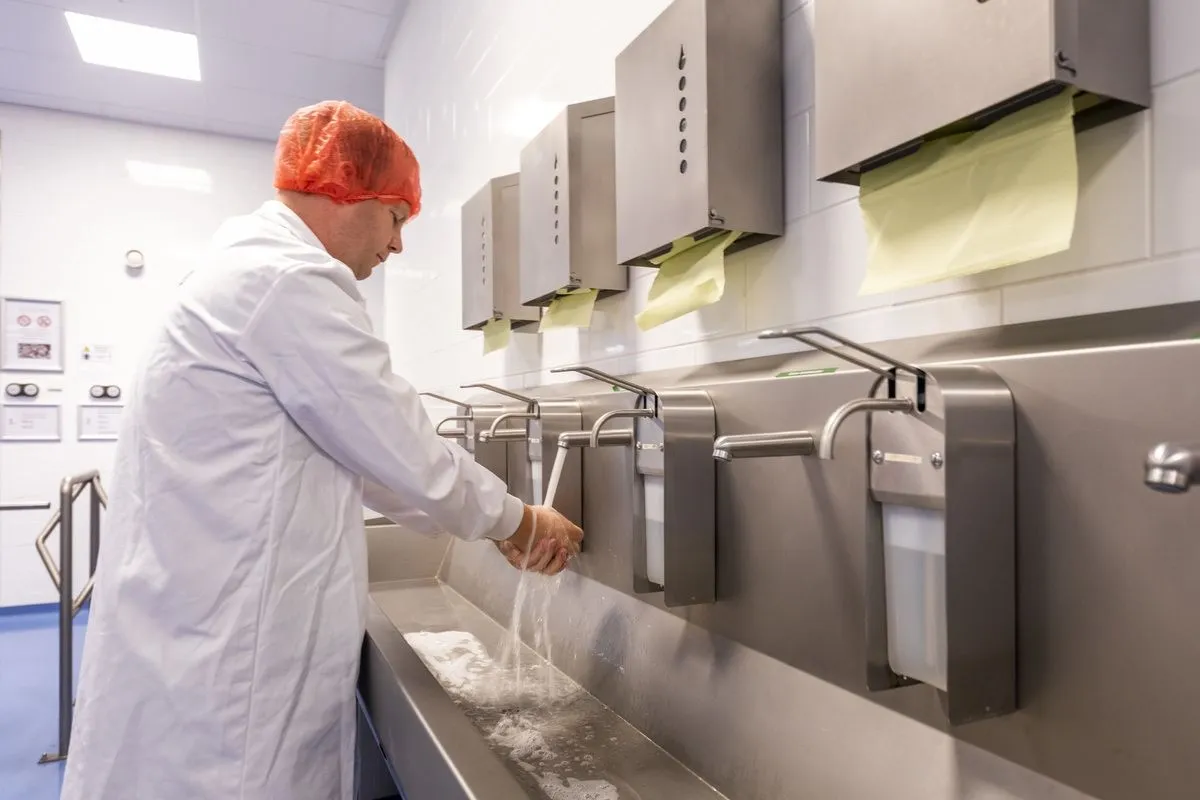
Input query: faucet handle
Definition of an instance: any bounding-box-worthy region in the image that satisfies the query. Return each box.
[758,326,925,409]
[550,365,655,399]
[419,391,473,409]
[460,383,537,412]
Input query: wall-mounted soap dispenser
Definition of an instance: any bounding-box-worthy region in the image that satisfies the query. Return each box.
[420,392,510,483]
[462,384,583,527]
[759,327,1016,724]
[461,175,540,331]
[816,0,1150,184]
[553,365,716,606]
[519,97,627,306]
[613,0,783,267]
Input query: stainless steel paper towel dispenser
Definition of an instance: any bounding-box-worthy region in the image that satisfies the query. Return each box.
[519,97,627,306]
[461,174,540,331]
[614,0,783,267]
[816,0,1150,185]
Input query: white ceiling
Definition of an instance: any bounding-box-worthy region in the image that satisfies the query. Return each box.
[0,0,408,141]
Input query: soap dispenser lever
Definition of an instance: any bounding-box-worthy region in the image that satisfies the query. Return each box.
[550,365,658,414]
[550,365,655,398]
[419,391,475,410]
[758,326,926,408]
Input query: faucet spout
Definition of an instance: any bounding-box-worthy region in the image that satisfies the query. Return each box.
[435,416,471,438]
[486,411,537,439]
[712,431,815,462]
[559,429,633,449]
[1145,442,1200,493]
[589,408,654,448]
[819,397,914,460]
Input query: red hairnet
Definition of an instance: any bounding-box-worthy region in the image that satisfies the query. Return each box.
[274,100,421,215]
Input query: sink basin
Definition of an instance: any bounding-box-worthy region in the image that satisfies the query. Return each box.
[362,578,727,800]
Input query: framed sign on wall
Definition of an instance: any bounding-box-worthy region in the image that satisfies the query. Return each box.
[1,297,64,372]
[78,404,124,442]
[0,404,61,442]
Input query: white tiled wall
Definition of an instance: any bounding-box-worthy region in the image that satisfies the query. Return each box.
[0,103,275,607]
[383,0,1200,400]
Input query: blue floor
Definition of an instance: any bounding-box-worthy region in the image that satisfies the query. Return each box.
[0,605,88,800]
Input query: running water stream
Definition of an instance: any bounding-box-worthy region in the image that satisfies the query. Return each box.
[404,443,619,798]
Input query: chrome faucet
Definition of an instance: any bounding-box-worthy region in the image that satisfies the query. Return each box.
[419,392,474,442]
[558,429,633,449]
[461,383,538,443]
[1145,442,1200,493]
[818,397,914,460]
[712,431,815,461]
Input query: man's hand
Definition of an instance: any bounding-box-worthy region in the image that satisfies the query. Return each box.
[495,505,583,576]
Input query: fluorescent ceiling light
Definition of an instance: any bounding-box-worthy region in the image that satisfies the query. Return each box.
[65,12,201,81]
[126,160,213,193]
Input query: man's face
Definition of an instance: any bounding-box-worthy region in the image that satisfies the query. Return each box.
[336,199,411,280]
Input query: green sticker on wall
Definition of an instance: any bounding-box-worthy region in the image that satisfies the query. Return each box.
[774,367,838,379]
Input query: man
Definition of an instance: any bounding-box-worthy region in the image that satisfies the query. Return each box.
[60,101,582,800]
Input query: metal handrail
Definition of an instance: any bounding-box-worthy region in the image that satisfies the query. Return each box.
[36,471,107,765]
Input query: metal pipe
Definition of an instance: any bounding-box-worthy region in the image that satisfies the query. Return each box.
[34,482,88,591]
[1145,442,1200,493]
[39,470,105,764]
[56,478,74,759]
[558,429,633,449]
[0,502,51,511]
[818,397,914,460]
[589,409,655,448]
[712,431,816,462]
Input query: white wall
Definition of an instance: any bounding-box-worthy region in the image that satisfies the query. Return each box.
[383,0,1200,400]
[0,103,274,607]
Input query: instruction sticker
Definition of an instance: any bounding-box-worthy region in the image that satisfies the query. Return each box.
[884,452,923,465]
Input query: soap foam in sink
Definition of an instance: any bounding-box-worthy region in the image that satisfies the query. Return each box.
[404,629,622,799]
[537,773,620,800]
[488,713,553,762]
[402,631,492,696]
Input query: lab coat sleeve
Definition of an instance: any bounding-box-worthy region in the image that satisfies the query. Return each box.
[361,479,447,537]
[238,265,524,542]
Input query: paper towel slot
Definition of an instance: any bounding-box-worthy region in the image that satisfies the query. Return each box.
[555,365,716,607]
[816,0,1150,185]
[629,229,776,270]
[865,366,1016,725]
[461,174,540,332]
[462,383,583,526]
[519,97,628,307]
[614,0,783,268]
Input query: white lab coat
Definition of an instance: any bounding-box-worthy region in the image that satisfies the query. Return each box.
[60,201,523,800]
